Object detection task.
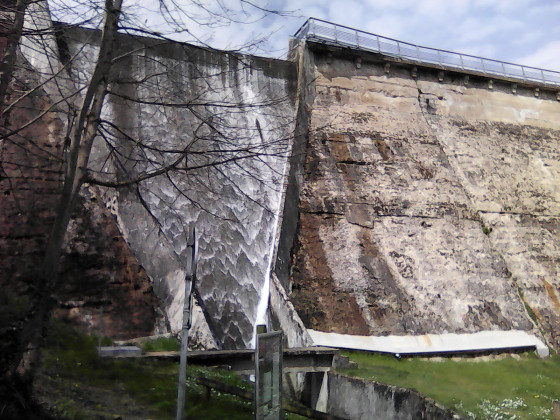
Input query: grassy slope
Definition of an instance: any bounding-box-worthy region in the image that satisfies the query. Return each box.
[342,351,560,420]
[36,321,304,420]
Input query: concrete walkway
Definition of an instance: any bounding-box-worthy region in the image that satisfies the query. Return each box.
[308,329,550,358]
[99,346,343,374]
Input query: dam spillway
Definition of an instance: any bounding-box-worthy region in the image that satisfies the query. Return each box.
[5,14,560,354]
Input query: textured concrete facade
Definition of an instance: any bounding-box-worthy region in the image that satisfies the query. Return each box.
[289,44,560,350]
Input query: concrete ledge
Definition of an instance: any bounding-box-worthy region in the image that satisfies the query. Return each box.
[97,346,142,358]
[308,330,550,358]
[144,347,339,374]
[113,333,173,347]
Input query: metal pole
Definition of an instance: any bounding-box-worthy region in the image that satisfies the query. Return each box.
[176,228,198,420]
[97,306,103,348]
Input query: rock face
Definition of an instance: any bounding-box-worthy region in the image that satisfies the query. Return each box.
[0,59,159,340]
[289,44,560,349]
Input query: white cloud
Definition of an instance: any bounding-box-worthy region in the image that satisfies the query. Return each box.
[50,0,560,67]
[517,40,560,71]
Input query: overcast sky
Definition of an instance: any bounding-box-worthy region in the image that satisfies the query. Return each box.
[53,0,560,71]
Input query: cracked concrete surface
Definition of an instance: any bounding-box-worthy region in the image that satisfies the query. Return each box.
[290,49,560,349]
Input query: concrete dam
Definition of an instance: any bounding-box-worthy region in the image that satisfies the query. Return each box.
[8,15,560,355]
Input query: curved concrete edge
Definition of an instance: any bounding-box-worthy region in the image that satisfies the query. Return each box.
[308,329,550,358]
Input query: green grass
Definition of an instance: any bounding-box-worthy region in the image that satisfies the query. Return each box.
[140,336,181,353]
[39,320,305,419]
[341,351,560,419]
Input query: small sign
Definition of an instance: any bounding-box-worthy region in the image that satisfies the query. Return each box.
[255,330,283,420]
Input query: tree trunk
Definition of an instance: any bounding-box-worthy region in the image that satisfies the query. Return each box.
[14,0,123,389]
[0,0,28,115]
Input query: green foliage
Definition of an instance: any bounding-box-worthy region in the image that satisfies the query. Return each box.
[140,336,180,352]
[0,288,32,372]
[39,321,304,419]
[341,351,560,419]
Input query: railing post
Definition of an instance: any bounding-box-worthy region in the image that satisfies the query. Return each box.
[502,63,506,77]
[541,69,546,83]
[521,66,527,81]
[460,55,465,70]
[376,35,381,52]
[437,50,442,67]
[334,24,337,42]
[397,41,401,57]
[356,30,359,47]
[480,58,485,72]
[416,46,420,61]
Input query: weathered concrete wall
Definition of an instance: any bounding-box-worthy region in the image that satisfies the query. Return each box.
[289,44,560,350]
[326,373,462,420]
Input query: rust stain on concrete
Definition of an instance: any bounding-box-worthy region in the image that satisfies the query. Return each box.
[543,280,560,312]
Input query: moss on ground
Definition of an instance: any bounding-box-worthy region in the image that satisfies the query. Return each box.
[342,350,560,419]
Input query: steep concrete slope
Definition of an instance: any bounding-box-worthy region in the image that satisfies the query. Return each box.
[56,26,299,349]
[289,45,560,349]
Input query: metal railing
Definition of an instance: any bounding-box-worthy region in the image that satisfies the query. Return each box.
[294,18,560,87]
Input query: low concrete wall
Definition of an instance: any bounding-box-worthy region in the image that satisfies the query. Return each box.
[326,372,463,420]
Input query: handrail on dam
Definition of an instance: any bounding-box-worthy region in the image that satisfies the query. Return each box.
[294,18,560,88]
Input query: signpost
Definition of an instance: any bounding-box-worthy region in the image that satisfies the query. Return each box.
[176,228,198,420]
[255,326,283,420]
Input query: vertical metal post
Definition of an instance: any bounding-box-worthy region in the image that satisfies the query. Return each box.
[97,306,103,348]
[254,324,266,420]
[176,228,198,420]
[376,35,381,52]
[502,63,506,76]
[255,327,282,420]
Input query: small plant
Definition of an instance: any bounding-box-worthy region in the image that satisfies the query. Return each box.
[141,336,181,352]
